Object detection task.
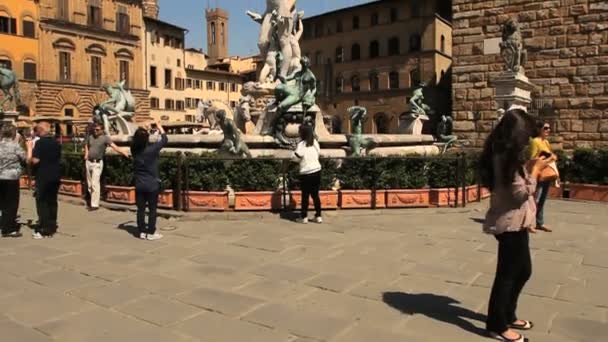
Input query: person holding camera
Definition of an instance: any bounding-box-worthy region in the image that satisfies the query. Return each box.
[84,123,129,211]
[131,119,167,241]
[529,121,558,233]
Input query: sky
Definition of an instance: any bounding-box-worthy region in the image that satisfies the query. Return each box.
[158,0,377,56]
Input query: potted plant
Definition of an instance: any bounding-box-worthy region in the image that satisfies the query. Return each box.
[337,158,386,209]
[228,158,282,211]
[286,159,339,210]
[59,153,84,197]
[427,156,462,207]
[184,153,230,211]
[568,148,608,202]
[103,154,135,205]
[379,158,430,208]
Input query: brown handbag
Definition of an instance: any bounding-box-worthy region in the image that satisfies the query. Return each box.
[539,162,559,182]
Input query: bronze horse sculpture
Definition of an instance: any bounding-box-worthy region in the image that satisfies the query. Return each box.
[0,67,22,112]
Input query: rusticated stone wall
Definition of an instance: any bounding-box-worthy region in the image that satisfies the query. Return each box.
[452,0,608,149]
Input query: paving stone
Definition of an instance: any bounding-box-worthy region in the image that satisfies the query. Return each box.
[252,264,318,283]
[28,269,106,292]
[119,273,196,297]
[305,273,361,293]
[348,280,395,301]
[243,303,351,341]
[473,273,559,298]
[116,295,200,326]
[37,308,193,342]
[0,257,59,278]
[333,324,426,342]
[69,283,148,308]
[174,312,292,342]
[177,287,264,317]
[550,315,608,342]
[236,278,315,302]
[232,234,287,252]
[0,320,53,342]
[556,280,608,308]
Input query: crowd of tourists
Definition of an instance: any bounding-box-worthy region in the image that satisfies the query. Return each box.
[0,108,564,341]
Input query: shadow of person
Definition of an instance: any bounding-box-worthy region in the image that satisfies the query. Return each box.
[117,221,140,238]
[383,292,487,337]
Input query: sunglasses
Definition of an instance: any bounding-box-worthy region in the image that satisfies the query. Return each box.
[543,126,551,131]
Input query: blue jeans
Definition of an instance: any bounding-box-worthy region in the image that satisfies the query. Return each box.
[535,181,551,227]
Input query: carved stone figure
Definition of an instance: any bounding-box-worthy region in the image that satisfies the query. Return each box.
[436,114,458,154]
[500,18,527,73]
[346,106,376,157]
[409,82,431,118]
[288,11,305,74]
[272,56,316,145]
[96,80,136,135]
[0,66,21,112]
[216,109,251,158]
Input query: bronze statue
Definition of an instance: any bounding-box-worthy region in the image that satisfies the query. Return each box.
[409,82,431,118]
[346,106,376,157]
[97,80,136,135]
[216,110,252,158]
[436,114,458,154]
[500,18,527,73]
[0,66,21,112]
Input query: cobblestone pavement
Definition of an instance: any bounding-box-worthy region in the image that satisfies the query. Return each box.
[1,195,607,342]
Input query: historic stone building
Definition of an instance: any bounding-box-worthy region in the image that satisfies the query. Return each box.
[0,0,39,114]
[143,16,187,121]
[300,0,453,134]
[451,0,608,149]
[34,0,149,130]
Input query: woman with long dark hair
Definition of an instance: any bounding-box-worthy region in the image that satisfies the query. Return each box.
[131,119,168,241]
[480,109,548,342]
[529,120,558,232]
[292,124,322,224]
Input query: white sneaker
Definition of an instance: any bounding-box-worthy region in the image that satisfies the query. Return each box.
[296,217,309,224]
[146,233,163,241]
[313,216,323,224]
[32,232,43,240]
[139,232,147,240]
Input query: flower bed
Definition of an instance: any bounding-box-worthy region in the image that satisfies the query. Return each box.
[158,190,174,209]
[339,190,386,209]
[184,191,229,211]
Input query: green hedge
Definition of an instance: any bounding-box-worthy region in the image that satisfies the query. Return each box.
[569,148,608,185]
[376,158,427,189]
[227,158,281,191]
[103,154,134,186]
[60,153,84,181]
[185,153,229,191]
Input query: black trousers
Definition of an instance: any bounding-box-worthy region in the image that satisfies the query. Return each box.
[0,179,20,235]
[486,230,532,333]
[300,171,322,219]
[35,181,60,236]
[136,190,159,235]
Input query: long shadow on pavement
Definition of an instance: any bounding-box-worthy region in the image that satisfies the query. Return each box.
[383,292,487,337]
[117,222,139,238]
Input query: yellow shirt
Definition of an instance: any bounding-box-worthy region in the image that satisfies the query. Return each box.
[529,137,551,158]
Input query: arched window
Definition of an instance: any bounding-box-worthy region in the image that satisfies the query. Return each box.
[374,113,390,134]
[371,12,379,26]
[369,40,380,58]
[410,68,421,87]
[351,74,360,92]
[369,71,379,91]
[221,23,225,45]
[351,43,361,61]
[389,71,399,89]
[335,46,344,63]
[388,37,400,56]
[210,22,216,45]
[0,58,12,70]
[335,75,344,93]
[353,16,359,30]
[315,51,322,65]
[410,34,421,52]
[440,35,446,53]
[23,59,37,80]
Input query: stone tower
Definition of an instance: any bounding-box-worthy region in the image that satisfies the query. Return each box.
[206,8,229,61]
[143,0,159,19]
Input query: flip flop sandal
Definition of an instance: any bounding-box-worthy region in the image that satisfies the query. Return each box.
[488,331,528,342]
[510,320,534,330]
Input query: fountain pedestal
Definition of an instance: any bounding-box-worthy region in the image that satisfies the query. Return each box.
[0,111,19,126]
[399,114,429,135]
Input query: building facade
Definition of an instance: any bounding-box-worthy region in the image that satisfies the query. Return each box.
[144,16,187,121]
[0,0,39,114]
[34,0,148,128]
[451,0,608,149]
[300,0,453,134]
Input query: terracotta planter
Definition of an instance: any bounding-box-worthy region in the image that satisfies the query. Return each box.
[386,189,430,208]
[287,190,339,210]
[429,187,465,207]
[547,186,563,199]
[184,191,229,211]
[466,185,480,203]
[339,190,386,209]
[19,176,32,189]
[569,183,608,202]
[480,187,491,199]
[105,185,136,205]
[234,191,281,211]
[158,190,174,209]
[59,179,83,197]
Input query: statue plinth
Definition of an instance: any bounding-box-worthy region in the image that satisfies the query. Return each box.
[492,70,536,111]
[399,114,429,135]
[0,110,19,126]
